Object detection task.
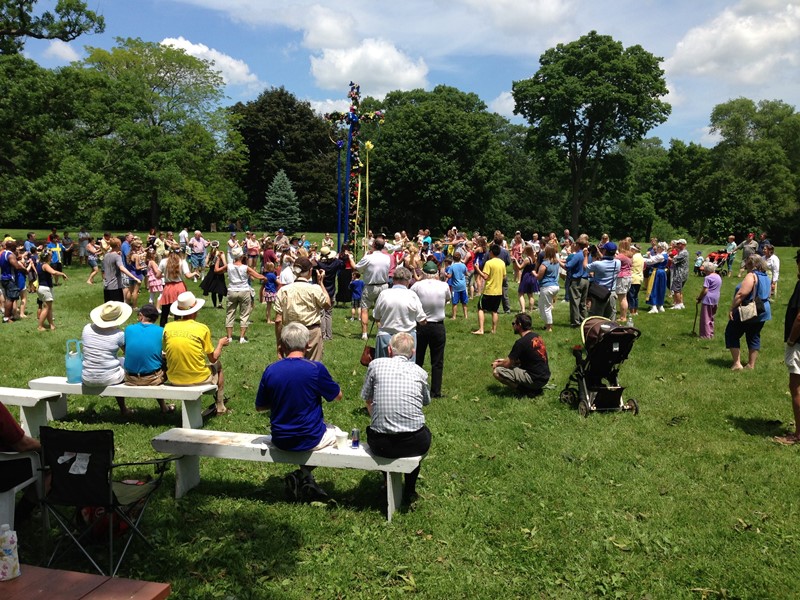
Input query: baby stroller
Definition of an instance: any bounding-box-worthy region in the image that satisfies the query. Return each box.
[560,317,641,417]
[704,250,729,277]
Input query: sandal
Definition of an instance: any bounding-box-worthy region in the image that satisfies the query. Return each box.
[773,435,800,446]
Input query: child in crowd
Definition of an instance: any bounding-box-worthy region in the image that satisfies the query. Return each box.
[696,261,722,339]
[694,251,704,276]
[349,271,364,321]
[146,247,163,307]
[446,252,469,319]
[263,262,278,324]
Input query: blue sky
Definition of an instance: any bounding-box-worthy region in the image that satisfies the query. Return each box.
[25,0,800,146]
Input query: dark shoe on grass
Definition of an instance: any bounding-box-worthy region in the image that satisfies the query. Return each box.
[284,469,303,500]
[301,477,329,501]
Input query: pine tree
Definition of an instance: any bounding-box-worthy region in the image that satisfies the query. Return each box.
[261,169,301,233]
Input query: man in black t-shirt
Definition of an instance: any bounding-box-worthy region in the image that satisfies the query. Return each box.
[491,313,551,395]
[774,250,800,445]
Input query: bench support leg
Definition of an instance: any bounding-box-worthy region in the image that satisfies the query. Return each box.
[20,402,47,437]
[386,472,404,522]
[175,456,201,499]
[182,399,202,429]
[45,394,68,422]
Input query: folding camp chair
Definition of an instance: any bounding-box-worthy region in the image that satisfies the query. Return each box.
[0,450,43,528]
[39,426,173,576]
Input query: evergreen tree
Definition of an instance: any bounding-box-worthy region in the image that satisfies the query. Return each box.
[261,169,300,233]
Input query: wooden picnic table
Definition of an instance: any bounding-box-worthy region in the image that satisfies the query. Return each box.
[0,564,170,599]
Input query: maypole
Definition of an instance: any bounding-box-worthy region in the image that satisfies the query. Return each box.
[324,82,383,255]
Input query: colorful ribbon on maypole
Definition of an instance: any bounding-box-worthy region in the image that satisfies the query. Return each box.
[364,140,374,254]
[324,82,383,255]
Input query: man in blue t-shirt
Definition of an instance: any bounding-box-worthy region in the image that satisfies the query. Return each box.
[123,303,171,413]
[255,322,343,501]
[446,253,469,319]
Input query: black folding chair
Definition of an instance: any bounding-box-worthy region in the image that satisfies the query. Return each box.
[39,426,174,576]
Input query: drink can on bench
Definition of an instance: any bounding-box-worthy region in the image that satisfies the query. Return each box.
[351,428,360,449]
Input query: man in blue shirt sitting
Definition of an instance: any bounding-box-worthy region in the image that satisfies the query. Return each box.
[124,303,172,413]
[255,322,343,501]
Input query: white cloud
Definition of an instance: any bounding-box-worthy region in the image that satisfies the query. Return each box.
[302,5,357,49]
[459,0,574,32]
[664,2,800,85]
[307,98,351,117]
[489,91,516,117]
[310,38,428,97]
[698,126,722,147]
[43,40,80,62]
[663,80,684,108]
[161,36,264,91]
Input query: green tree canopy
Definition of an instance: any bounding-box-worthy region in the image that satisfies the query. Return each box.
[512,31,671,232]
[0,0,104,54]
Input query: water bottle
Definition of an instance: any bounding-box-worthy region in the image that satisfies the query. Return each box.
[65,339,83,383]
[626,316,634,327]
[0,523,20,581]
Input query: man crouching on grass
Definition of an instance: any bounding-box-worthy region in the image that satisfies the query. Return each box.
[255,322,343,501]
[492,313,551,396]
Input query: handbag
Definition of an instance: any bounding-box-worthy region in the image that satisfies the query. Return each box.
[360,322,376,367]
[588,281,611,302]
[737,275,767,322]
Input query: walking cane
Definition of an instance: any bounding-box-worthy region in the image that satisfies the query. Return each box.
[691,301,699,335]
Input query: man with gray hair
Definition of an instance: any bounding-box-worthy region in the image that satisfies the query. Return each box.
[256,322,343,500]
[361,332,432,505]
[373,266,427,359]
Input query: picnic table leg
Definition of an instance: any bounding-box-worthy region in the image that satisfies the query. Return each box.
[45,394,68,421]
[174,456,201,498]
[181,399,202,429]
[386,472,404,522]
[19,402,47,437]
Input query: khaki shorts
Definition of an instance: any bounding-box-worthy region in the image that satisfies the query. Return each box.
[494,366,547,392]
[125,368,166,386]
[786,343,800,376]
[360,283,387,309]
[37,285,54,303]
[309,424,341,451]
[184,361,221,386]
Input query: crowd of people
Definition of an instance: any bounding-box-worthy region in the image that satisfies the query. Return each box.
[1,223,797,513]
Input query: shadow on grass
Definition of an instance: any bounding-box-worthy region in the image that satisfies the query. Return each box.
[727,414,785,438]
[486,383,546,400]
[706,356,733,369]
[59,404,182,427]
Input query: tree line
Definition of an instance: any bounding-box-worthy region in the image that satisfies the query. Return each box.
[1,5,798,244]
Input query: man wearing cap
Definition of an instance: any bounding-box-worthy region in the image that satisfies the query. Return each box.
[670,239,689,310]
[164,291,230,415]
[274,228,289,250]
[737,233,759,278]
[123,303,175,413]
[588,243,621,319]
[82,301,135,415]
[413,261,451,397]
[274,257,331,361]
[314,246,345,341]
[187,230,209,277]
[353,234,391,340]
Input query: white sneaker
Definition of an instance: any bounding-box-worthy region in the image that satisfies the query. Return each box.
[239,337,248,344]
[227,337,233,343]
[648,307,659,314]
[670,305,681,310]
[658,306,665,313]
[361,333,368,340]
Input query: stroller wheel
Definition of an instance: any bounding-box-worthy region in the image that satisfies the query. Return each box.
[625,398,639,415]
[578,400,591,418]
[559,389,577,406]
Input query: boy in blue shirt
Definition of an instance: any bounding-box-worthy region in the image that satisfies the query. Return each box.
[349,271,364,321]
[446,253,469,319]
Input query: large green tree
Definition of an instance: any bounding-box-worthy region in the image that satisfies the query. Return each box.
[512,31,671,232]
[231,87,337,231]
[0,0,104,54]
[366,85,511,234]
[261,169,300,232]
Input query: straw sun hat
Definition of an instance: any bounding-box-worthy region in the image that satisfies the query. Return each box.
[89,301,133,329]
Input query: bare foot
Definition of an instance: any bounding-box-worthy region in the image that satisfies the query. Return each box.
[471,330,484,335]
[37,326,47,332]
[50,325,56,330]
[743,365,754,370]
[86,280,93,285]
[731,364,743,371]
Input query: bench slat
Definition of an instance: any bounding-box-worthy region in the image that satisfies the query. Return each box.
[0,387,62,407]
[151,428,421,473]
[28,376,216,401]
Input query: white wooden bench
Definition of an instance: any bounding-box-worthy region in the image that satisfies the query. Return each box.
[151,428,424,522]
[0,387,63,436]
[28,376,217,429]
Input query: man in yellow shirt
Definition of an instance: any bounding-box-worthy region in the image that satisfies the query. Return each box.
[164,291,230,415]
[472,245,507,335]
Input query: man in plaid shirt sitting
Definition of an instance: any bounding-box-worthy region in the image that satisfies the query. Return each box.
[361,332,432,505]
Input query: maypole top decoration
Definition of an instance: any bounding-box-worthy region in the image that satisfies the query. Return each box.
[325,82,383,252]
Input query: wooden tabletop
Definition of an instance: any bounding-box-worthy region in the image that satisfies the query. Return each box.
[1,564,170,599]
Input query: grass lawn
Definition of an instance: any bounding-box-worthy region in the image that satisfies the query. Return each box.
[3,230,798,598]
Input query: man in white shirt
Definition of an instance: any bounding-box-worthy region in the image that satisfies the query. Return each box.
[373,267,426,359]
[765,244,780,298]
[354,234,391,340]
[178,227,189,252]
[412,261,451,397]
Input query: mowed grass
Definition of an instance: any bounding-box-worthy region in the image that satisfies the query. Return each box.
[3,230,799,599]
